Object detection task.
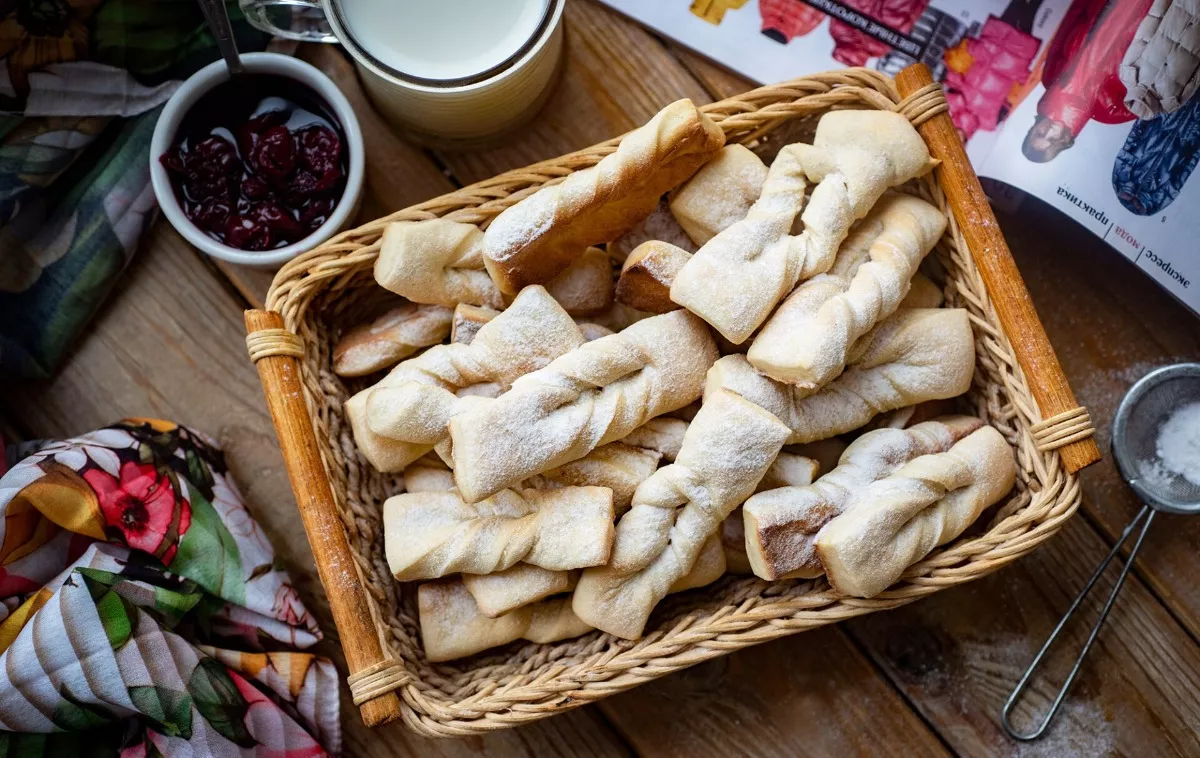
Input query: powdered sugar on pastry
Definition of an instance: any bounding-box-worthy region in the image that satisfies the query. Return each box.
[816,425,1015,598]
[376,219,504,308]
[484,99,724,293]
[333,303,453,377]
[450,310,718,502]
[461,564,574,618]
[672,111,934,344]
[545,247,613,315]
[748,192,946,388]
[384,486,614,580]
[573,388,791,639]
[706,309,975,444]
[349,287,582,472]
[670,143,768,246]
[742,416,983,580]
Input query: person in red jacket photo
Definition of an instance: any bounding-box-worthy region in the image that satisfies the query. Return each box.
[1022,0,1153,162]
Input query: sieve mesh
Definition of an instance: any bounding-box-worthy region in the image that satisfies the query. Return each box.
[1116,365,1200,513]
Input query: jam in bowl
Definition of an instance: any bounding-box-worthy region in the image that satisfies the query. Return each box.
[150,53,364,267]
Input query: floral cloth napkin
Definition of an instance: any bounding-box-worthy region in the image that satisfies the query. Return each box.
[0,419,339,755]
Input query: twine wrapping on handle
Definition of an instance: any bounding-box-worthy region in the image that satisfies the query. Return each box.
[246,328,305,362]
[348,660,412,706]
[894,83,949,127]
[1030,407,1095,452]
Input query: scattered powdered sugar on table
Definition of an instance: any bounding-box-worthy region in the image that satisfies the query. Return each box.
[1154,402,1200,487]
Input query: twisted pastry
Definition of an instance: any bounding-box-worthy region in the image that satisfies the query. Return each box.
[669,143,768,246]
[462,565,576,618]
[748,192,947,387]
[816,426,1016,598]
[483,99,725,293]
[418,580,592,662]
[672,110,934,344]
[450,309,718,502]
[347,286,582,472]
[706,308,975,444]
[573,389,791,639]
[376,219,504,308]
[742,416,983,580]
[332,303,454,377]
[421,539,728,661]
[383,486,614,580]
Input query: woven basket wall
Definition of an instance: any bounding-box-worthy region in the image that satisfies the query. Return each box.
[264,69,1082,737]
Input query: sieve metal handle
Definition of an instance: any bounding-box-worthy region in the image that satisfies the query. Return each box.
[1001,504,1156,740]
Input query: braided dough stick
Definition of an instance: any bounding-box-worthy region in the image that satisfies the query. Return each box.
[332,303,454,377]
[669,143,768,246]
[463,565,576,618]
[376,219,504,309]
[748,193,947,387]
[421,538,727,662]
[348,286,583,472]
[672,111,934,343]
[574,389,791,639]
[383,486,614,580]
[483,99,725,294]
[615,240,692,313]
[706,308,975,444]
[403,465,455,493]
[742,416,984,580]
[450,309,719,502]
[545,247,614,315]
[464,530,724,620]
[816,425,1016,598]
[418,580,593,662]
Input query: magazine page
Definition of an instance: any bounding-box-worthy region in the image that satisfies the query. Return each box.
[598,0,1069,164]
[976,0,1200,315]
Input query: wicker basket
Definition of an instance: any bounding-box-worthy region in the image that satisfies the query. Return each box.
[245,66,1099,737]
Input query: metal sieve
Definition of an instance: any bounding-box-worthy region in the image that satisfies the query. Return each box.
[1002,362,1200,740]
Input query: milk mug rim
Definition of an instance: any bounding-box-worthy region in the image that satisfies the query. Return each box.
[240,0,561,91]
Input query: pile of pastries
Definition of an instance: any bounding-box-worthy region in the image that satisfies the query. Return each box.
[335,100,1017,662]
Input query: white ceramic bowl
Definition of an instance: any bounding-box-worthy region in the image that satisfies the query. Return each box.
[150,52,364,268]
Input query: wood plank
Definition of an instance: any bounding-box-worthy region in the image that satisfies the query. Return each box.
[433,0,713,185]
[598,626,949,757]
[0,221,632,756]
[999,200,1200,638]
[213,42,457,309]
[848,512,1200,757]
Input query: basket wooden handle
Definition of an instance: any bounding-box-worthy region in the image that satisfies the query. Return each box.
[895,64,1100,473]
[244,309,405,727]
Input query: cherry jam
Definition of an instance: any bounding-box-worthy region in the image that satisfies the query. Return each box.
[160,75,348,252]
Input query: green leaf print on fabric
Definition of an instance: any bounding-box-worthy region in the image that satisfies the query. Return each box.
[53,686,116,731]
[0,725,127,757]
[188,658,256,748]
[173,487,244,605]
[80,572,137,650]
[128,686,193,739]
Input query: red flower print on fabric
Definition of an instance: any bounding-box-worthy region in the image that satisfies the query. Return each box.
[83,462,192,565]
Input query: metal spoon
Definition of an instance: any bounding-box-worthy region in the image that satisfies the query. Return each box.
[1002,362,1200,740]
[196,0,248,78]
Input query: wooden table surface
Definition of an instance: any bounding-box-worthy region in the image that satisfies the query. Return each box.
[5,2,1200,755]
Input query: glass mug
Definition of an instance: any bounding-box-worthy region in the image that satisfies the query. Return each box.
[240,0,566,143]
